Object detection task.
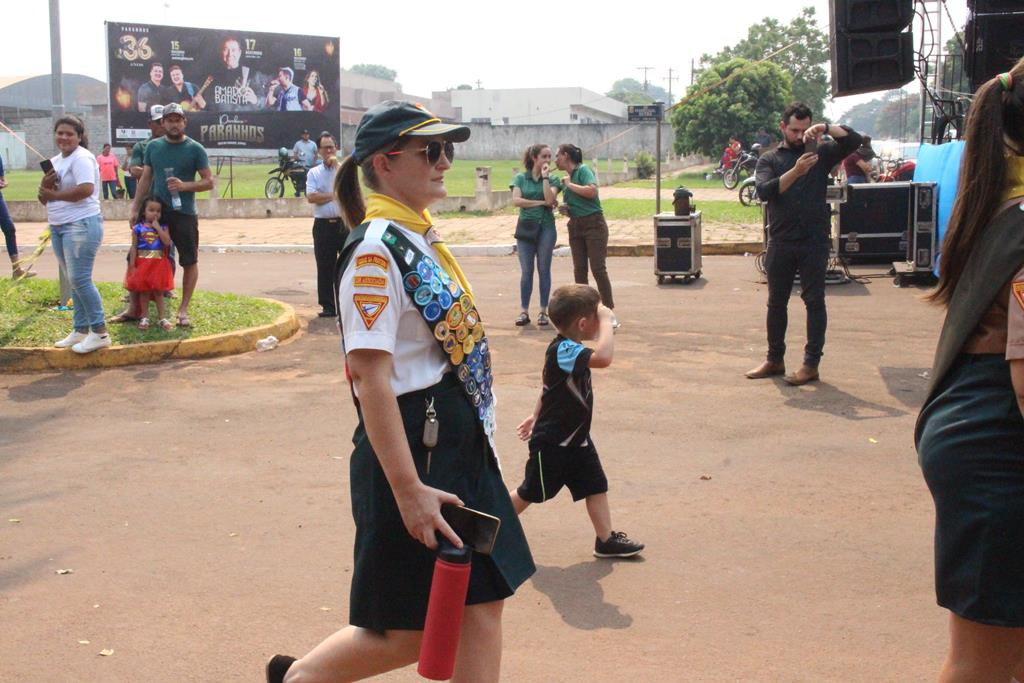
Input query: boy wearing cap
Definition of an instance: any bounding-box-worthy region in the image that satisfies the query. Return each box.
[130,103,212,327]
[510,283,644,558]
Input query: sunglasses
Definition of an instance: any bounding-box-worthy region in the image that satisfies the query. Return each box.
[385,140,455,165]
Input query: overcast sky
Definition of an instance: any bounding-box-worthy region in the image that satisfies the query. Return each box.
[10,0,968,117]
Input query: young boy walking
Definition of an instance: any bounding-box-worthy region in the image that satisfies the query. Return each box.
[510,284,644,558]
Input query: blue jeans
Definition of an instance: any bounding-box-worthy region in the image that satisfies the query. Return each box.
[50,214,105,331]
[517,223,557,310]
[102,180,119,200]
[0,190,16,257]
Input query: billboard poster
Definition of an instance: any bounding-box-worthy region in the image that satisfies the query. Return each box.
[106,21,340,150]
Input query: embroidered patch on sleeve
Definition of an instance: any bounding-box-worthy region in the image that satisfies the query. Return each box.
[354,275,388,289]
[1012,281,1024,312]
[353,294,389,329]
[356,254,389,270]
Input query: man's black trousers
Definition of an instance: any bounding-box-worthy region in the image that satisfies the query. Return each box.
[313,217,348,315]
[764,240,829,368]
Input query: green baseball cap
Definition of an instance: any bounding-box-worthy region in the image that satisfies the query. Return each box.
[352,100,469,163]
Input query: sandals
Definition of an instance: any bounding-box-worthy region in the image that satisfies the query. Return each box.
[158,318,173,331]
[108,312,138,324]
[514,312,530,327]
[138,317,151,330]
[537,312,550,326]
[176,313,192,328]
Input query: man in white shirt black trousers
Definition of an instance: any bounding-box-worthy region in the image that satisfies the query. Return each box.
[305,133,347,317]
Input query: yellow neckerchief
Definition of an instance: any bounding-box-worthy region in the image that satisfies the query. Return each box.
[1004,154,1024,203]
[364,193,474,298]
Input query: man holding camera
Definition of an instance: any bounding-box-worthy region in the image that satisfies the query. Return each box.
[745,102,862,385]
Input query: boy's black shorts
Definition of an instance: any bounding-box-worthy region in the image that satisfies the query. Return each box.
[516,440,608,503]
[164,211,199,266]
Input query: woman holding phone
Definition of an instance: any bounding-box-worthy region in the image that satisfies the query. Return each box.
[38,115,110,354]
[511,144,559,326]
[266,100,534,683]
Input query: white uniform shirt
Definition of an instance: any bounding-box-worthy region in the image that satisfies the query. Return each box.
[339,219,449,397]
[305,163,341,219]
[46,146,101,225]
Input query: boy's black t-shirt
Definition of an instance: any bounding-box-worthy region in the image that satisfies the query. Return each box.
[531,334,594,448]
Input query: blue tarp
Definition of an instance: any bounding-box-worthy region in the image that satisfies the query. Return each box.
[913,142,966,275]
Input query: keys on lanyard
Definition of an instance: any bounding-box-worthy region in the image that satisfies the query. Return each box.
[423,396,438,473]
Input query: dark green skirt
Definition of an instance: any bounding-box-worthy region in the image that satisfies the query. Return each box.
[348,373,535,632]
[917,353,1024,626]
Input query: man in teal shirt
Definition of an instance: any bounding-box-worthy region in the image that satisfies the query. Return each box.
[130,103,213,327]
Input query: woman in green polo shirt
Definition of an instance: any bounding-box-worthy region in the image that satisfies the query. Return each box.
[555,143,618,327]
[511,144,559,326]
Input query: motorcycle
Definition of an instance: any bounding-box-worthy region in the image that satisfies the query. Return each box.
[877,158,916,183]
[723,143,762,190]
[265,147,308,198]
[738,176,762,207]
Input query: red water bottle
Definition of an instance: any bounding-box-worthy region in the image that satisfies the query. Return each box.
[418,540,472,680]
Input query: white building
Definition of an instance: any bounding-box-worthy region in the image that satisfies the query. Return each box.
[445,87,626,125]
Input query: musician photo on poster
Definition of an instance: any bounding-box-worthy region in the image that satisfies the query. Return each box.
[106,21,340,150]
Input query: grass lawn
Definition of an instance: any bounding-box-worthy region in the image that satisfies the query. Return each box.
[0,278,283,347]
[600,198,761,223]
[613,169,723,190]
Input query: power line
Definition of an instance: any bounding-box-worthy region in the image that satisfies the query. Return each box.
[637,66,655,93]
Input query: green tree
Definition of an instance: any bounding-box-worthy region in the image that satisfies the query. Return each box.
[671,58,791,156]
[701,7,829,116]
[455,84,473,90]
[349,64,397,81]
[874,91,920,139]
[606,77,672,105]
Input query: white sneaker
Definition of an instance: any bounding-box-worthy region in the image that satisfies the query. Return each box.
[71,332,112,354]
[54,330,87,348]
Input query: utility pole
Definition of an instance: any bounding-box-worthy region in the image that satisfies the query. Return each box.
[690,58,696,85]
[664,68,679,105]
[475,79,482,89]
[637,66,654,93]
[49,0,64,129]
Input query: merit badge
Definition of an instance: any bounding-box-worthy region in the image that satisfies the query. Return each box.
[421,255,436,270]
[463,338,475,355]
[466,378,478,395]
[448,280,461,296]
[403,272,422,291]
[434,321,450,341]
[1014,281,1024,312]
[472,324,485,342]
[443,335,459,354]
[355,254,388,270]
[430,277,444,295]
[459,294,473,312]
[353,294,388,329]
[454,325,468,342]
[446,302,465,328]
[450,346,465,366]
[417,261,434,282]
[464,308,479,328]
[474,365,485,383]
[381,232,397,245]
[354,275,387,289]
[436,268,451,285]
[471,390,481,406]
[457,364,471,382]
[404,250,415,265]
[438,290,453,310]
[414,285,433,306]
[423,301,443,322]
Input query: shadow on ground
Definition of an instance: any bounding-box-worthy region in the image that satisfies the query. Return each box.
[530,561,639,630]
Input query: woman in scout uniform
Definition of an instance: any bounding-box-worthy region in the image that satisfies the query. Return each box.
[511,144,559,326]
[916,60,1024,681]
[267,101,534,683]
[555,143,619,328]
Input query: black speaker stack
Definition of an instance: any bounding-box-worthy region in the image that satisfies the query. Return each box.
[830,0,915,97]
[966,0,1024,93]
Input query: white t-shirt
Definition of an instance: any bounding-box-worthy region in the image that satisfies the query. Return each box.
[305,163,341,219]
[46,146,101,225]
[339,219,449,397]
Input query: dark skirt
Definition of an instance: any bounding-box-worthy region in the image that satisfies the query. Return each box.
[917,353,1024,626]
[348,373,535,632]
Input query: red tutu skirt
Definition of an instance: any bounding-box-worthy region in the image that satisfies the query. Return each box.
[125,254,174,292]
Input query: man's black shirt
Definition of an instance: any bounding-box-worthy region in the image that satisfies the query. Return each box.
[755,126,862,243]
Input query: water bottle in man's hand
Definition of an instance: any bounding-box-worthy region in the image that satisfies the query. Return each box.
[164,167,182,209]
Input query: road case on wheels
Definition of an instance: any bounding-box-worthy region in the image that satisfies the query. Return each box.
[654,211,702,284]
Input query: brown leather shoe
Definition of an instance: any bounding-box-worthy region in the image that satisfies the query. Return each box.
[783,365,820,386]
[745,360,786,379]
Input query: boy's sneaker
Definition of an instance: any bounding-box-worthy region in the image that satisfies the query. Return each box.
[594,530,644,558]
[71,332,112,354]
[54,330,87,348]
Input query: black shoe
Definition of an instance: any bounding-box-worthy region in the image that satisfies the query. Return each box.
[594,530,644,558]
[318,310,337,318]
[265,654,296,683]
[514,312,530,326]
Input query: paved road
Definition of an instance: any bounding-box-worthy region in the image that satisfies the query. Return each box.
[1,251,946,681]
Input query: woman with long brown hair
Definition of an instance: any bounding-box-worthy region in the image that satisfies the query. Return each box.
[266,101,534,683]
[916,58,1024,681]
[511,143,558,326]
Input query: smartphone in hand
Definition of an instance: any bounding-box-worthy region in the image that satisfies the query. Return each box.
[804,137,818,155]
[441,504,501,556]
[40,159,54,174]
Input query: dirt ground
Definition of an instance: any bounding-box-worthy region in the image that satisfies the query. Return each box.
[1,251,947,681]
